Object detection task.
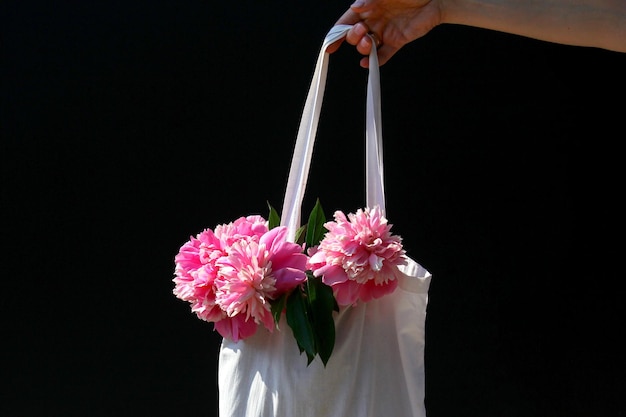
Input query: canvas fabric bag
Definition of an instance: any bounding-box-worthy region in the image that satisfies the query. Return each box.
[218,25,432,417]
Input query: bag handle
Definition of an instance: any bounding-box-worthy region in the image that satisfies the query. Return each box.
[280,24,385,242]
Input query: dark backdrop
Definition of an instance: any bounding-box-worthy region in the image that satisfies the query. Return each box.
[2,1,625,416]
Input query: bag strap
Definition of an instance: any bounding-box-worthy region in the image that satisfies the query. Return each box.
[280,24,385,242]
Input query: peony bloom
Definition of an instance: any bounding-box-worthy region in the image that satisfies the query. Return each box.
[308,205,406,306]
[173,228,226,324]
[214,215,268,247]
[173,215,270,339]
[215,226,307,340]
[173,217,307,342]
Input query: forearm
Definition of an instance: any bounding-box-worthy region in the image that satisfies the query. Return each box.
[441,0,626,52]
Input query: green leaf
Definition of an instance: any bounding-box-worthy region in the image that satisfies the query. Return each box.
[305,198,327,249]
[286,288,316,364]
[267,198,339,367]
[267,201,281,229]
[270,293,288,330]
[306,273,337,366]
[294,224,307,246]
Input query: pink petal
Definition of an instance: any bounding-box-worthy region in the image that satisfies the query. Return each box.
[215,315,258,342]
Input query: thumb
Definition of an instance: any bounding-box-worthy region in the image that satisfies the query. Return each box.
[350,0,375,13]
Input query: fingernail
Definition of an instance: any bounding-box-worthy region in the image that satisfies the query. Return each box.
[351,0,365,8]
[354,22,367,36]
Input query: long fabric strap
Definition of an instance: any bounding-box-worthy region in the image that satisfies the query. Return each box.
[280,24,386,242]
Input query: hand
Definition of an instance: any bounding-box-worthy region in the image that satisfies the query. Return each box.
[327,0,442,67]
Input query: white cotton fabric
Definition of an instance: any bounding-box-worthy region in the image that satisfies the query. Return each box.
[218,24,431,417]
[218,257,431,417]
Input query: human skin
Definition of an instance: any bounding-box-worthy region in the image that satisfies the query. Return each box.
[328,0,626,67]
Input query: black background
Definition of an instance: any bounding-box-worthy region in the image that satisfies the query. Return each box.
[2,1,625,416]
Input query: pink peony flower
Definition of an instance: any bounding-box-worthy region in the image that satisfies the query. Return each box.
[173,228,226,324]
[308,205,407,306]
[214,215,268,247]
[215,226,308,339]
[173,216,307,342]
[173,215,270,340]
[214,314,259,342]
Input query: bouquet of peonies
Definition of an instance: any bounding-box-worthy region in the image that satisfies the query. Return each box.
[173,200,406,365]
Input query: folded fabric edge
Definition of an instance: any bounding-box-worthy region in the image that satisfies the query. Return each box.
[397,256,432,294]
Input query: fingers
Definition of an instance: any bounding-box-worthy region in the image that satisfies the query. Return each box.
[350,23,390,66]
[358,45,397,68]
[346,22,369,45]
[327,6,361,54]
[327,21,370,54]
[356,32,375,56]
[329,5,387,64]
[328,21,388,67]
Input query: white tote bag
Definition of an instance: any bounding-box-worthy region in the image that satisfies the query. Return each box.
[218,25,432,417]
